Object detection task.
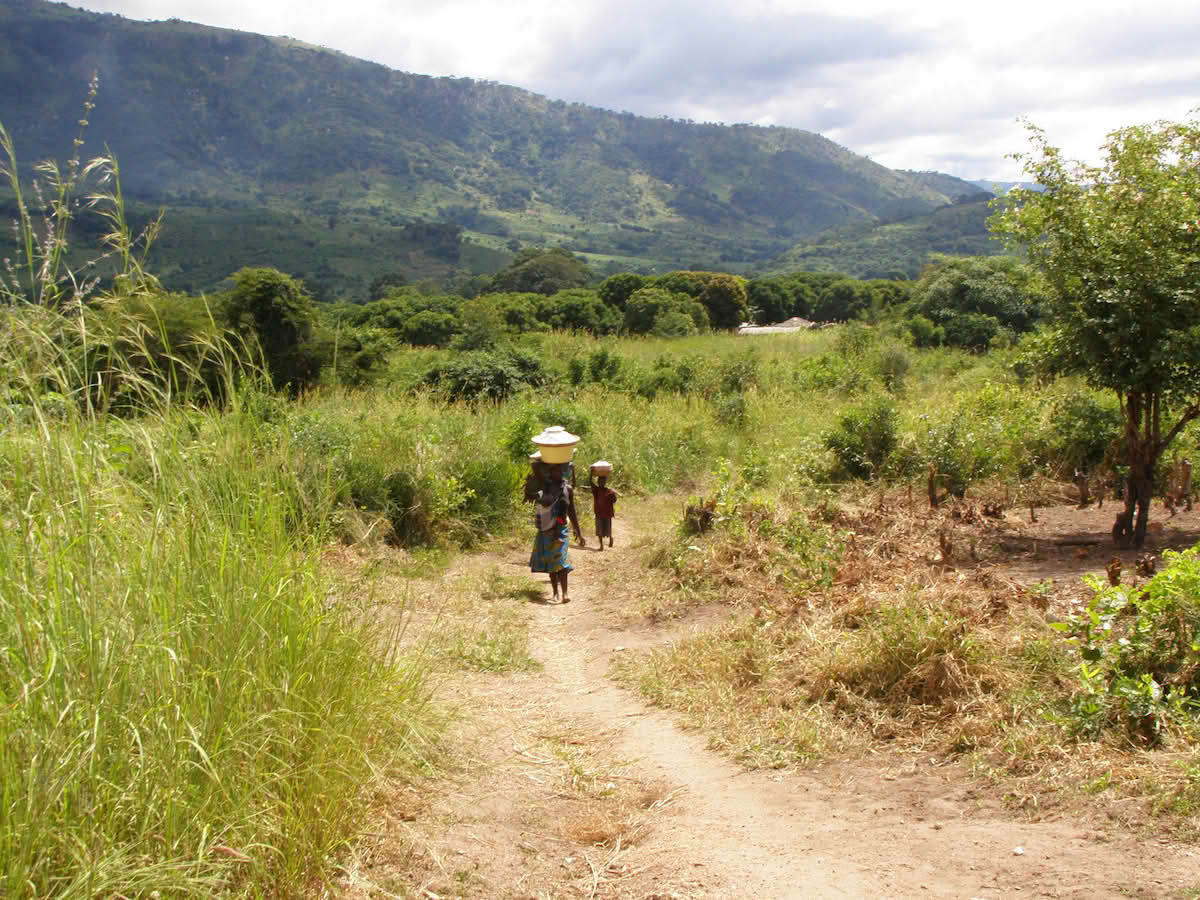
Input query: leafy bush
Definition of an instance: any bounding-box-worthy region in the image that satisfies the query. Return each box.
[873,346,910,393]
[424,349,551,402]
[791,354,849,391]
[501,401,592,462]
[942,311,1002,351]
[327,325,396,387]
[567,356,587,386]
[824,397,898,480]
[402,309,459,346]
[624,287,709,335]
[1054,549,1200,742]
[631,354,706,399]
[587,347,622,383]
[919,422,974,497]
[834,322,876,359]
[907,314,944,348]
[716,351,760,394]
[225,266,326,392]
[714,392,750,428]
[1043,390,1122,474]
[540,289,621,335]
[651,308,698,337]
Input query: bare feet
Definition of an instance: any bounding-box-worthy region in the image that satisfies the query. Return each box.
[561,595,570,604]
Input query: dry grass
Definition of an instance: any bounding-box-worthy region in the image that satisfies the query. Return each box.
[617,484,1200,835]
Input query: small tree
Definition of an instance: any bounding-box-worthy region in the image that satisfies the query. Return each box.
[225,267,324,391]
[487,247,591,295]
[908,255,1045,350]
[990,119,1200,547]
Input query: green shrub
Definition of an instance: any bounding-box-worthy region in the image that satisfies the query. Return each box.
[834,322,876,359]
[874,346,910,393]
[907,314,944,348]
[920,421,974,498]
[824,397,898,480]
[541,288,622,335]
[403,309,459,346]
[567,355,587,386]
[1043,390,1122,474]
[716,351,760,394]
[635,354,705,399]
[1053,548,1200,742]
[942,312,1002,352]
[424,349,550,402]
[792,354,848,391]
[714,392,750,428]
[587,347,622,383]
[568,347,624,386]
[625,287,709,335]
[458,455,523,534]
[501,401,592,462]
[225,267,326,392]
[652,308,698,337]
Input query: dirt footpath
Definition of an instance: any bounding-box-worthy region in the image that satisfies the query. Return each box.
[333,505,1200,899]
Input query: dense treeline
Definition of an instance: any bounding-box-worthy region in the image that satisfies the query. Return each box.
[99,243,1049,399]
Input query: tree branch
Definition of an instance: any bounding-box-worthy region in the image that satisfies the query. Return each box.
[1156,403,1200,457]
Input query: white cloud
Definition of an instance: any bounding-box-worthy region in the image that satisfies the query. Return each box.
[75,0,1200,180]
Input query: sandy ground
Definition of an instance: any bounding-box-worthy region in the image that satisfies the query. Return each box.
[331,500,1200,900]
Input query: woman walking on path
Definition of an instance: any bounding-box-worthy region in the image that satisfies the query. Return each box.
[529,461,582,603]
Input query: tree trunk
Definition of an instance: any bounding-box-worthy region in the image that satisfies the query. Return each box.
[1113,393,1199,549]
[1114,392,1156,549]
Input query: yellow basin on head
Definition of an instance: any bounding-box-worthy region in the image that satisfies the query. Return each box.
[533,425,579,464]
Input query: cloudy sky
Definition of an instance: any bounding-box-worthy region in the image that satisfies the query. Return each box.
[74,0,1200,181]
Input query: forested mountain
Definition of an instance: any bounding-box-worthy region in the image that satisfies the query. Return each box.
[0,0,1001,299]
[766,194,1001,280]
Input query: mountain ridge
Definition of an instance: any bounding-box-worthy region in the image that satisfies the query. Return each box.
[1,0,999,297]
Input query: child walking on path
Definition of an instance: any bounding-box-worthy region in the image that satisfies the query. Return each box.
[588,464,618,551]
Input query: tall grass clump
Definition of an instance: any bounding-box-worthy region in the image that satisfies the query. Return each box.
[0,375,432,896]
[1,109,432,894]
[285,388,526,546]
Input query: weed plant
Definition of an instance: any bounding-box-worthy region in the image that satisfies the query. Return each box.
[1053,549,1200,743]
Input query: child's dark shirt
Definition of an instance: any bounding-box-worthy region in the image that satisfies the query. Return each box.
[593,486,617,519]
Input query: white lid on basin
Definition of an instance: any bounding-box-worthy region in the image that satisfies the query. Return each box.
[532,425,580,447]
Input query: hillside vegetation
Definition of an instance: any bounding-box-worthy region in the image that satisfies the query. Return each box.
[0,0,1002,297]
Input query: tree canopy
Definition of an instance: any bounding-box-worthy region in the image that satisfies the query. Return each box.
[989,118,1200,546]
[907,254,1047,351]
[225,267,327,391]
[486,247,592,295]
